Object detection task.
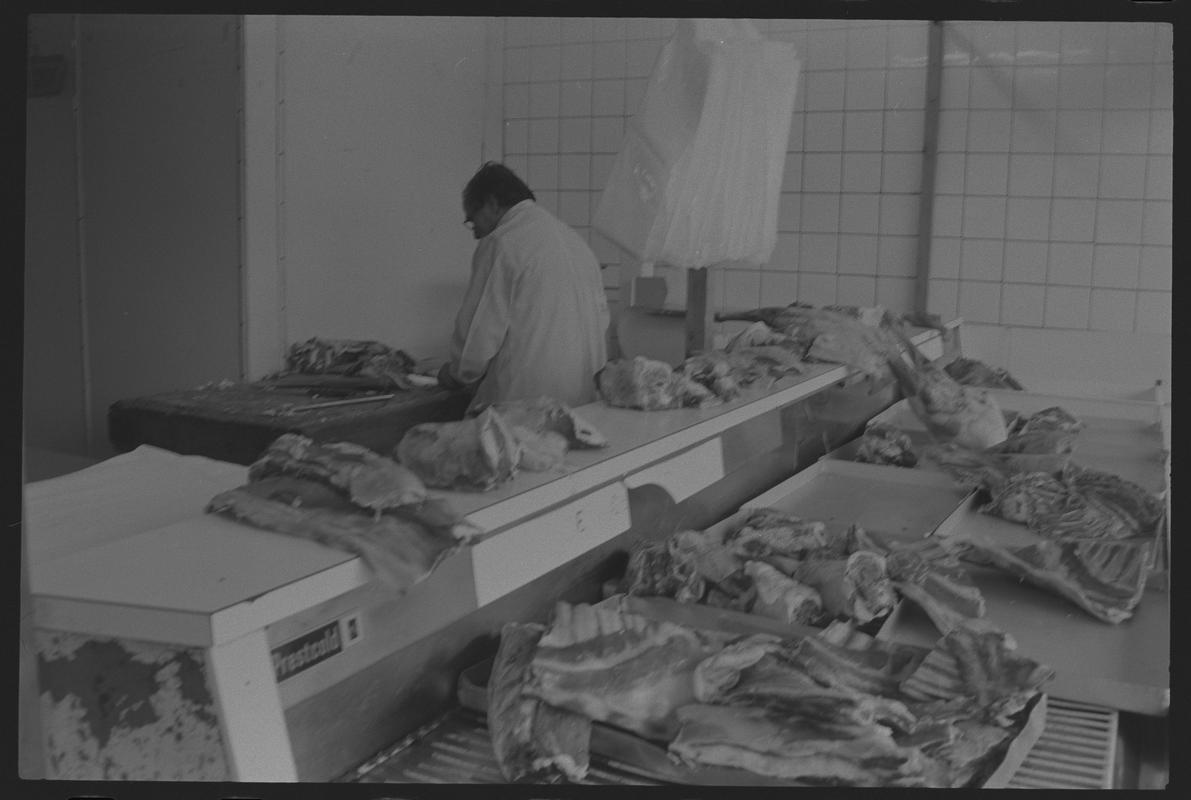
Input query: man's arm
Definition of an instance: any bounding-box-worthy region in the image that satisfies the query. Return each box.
[443,238,512,388]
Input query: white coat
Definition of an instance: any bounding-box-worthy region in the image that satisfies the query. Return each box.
[447,200,610,411]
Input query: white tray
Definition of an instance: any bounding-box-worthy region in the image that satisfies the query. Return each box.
[738,459,973,543]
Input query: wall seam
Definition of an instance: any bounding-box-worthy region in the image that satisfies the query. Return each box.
[71,14,95,455]
[275,17,287,355]
[234,17,247,379]
[914,20,944,315]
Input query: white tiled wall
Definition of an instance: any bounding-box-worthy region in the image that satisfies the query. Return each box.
[926,20,1172,336]
[498,18,931,316]
[498,17,1171,339]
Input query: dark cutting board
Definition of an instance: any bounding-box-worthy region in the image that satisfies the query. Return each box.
[108,380,471,465]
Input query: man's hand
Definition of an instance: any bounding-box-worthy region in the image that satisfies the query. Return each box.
[437,362,466,390]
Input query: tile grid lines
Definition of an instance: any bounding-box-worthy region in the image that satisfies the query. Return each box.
[1133,43,1162,331]
[996,21,1020,327]
[869,27,892,306]
[501,20,1167,327]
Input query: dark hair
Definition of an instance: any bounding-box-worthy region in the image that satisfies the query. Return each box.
[463,161,535,213]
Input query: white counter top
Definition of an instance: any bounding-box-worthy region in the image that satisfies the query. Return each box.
[28,326,948,646]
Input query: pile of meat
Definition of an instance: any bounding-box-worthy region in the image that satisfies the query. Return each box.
[394,397,609,491]
[596,343,807,411]
[925,406,1166,624]
[616,508,987,639]
[716,303,920,381]
[279,337,420,389]
[207,433,479,590]
[487,594,1052,787]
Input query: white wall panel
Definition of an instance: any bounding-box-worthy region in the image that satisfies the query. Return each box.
[278,16,488,360]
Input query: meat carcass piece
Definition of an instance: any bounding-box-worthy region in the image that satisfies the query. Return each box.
[488,622,591,783]
[723,327,809,378]
[719,306,892,379]
[1015,405,1085,435]
[899,621,1053,725]
[725,320,801,350]
[961,536,1152,624]
[207,476,460,590]
[791,552,897,625]
[882,324,1008,450]
[394,408,521,491]
[284,337,417,389]
[525,597,723,740]
[695,636,918,733]
[728,508,834,560]
[482,396,608,449]
[787,633,927,698]
[669,703,944,787]
[250,433,426,511]
[678,352,745,401]
[986,428,1078,457]
[620,540,706,602]
[744,561,823,626]
[1033,464,1166,542]
[596,357,718,410]
[876,541,987,637]
[732,345,807,377]
[924,443,1070,523]
[509,427,569,472]
[943,357,1025,391]
[855,423,918,468]
[668,528,741,585]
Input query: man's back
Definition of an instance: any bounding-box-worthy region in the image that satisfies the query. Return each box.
[467,200,609,409]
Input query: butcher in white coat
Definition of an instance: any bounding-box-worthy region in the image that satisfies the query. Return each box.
[439,162,610,412]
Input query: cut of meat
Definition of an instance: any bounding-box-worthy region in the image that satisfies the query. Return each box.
[488,622,591,783]
[882,323,1009,450]
[791,552,896,625]
[394,408,521,491]
[857,537,987,637]
[943,357,1024,390]
[1031,464,1166,542]
[899,622,1054,724]
[206,476,461,590]
[985,471,1071,524]
[481,396,609,449]
[525,598,724,740]
[727,508,832,560]
[690,634,782,702]
[985,429,1077,456]
[620,540,705,602]
[695,637,918,733]
[1015,406,1085,435]
[961,536,1152,624]
[509,426,569,472]
[744,561,823,626]
[855,423,918,468]
[282,337,417,389]
[668,703,944,786]
[595,357,718,410]
[249,433,427,511]
[842,551,898,624]
[669,528,741,585]
[787,633,928,698]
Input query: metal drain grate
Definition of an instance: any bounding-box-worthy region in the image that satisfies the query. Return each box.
[348,697,1117,787]
[1006,697,1118,789]
[346,707,659,785]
